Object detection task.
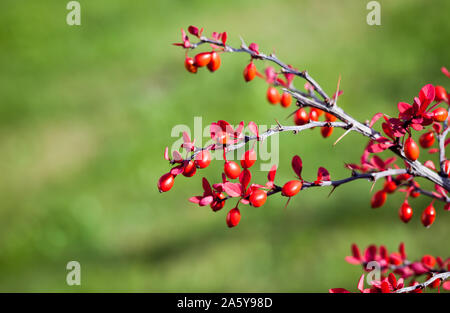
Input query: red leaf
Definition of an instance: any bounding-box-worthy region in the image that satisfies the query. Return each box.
[172,151,183,162]
[202,177,212,196]
[397,102,411,114]
[434,184,447,198]
[239,169,252,190]
[364,245,377,262]
[170,166,184,175]
[221,32,228,45]
[291,155,303,179]
[235,121,245,139]
[265,66,277,84]
[345,256,362,265]
[164,147,170,161]
[316,167,330,183]
[268,164,277,182]
[189,196,202,204]
[223,182,243,197]
[433,122,443,134]
[199,195,214,206]
[248,121,259,138]
[399,242,406,260]
[369,113,384,127]
[357,274,365,293]
[441,67,450,79]
[329,288,351,293]
[424,160,436,170]
[419,84,435,111]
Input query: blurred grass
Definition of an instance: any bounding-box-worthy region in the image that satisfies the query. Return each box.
[0,0,449,292]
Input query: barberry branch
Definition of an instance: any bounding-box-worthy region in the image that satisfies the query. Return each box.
[187,35,450,193]
[164,27,450,229]
[395,271,450,293]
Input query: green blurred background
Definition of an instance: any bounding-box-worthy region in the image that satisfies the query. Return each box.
[0,0,449,292]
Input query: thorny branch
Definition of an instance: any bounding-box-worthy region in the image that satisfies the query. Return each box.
[187,36,450,199]
[395,271,450,293]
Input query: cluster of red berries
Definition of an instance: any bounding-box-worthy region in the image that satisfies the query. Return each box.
[190,153,307,228]
[170,25,450,228]
[370,176,439,227]
[330,243,450,293]
[350,71,450,227]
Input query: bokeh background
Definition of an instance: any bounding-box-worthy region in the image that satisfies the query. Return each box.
[0,0,449,292]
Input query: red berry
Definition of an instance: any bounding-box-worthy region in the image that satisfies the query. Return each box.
[249,189,267,207]
[226,208,241,228]
[280,92,292,108]
[184,57,197,73]
[224,161,241,179]
[194,52,212,67]
[443,160,450,175]
[421,203,436,227]
[371,190,387,208]
[311,108,324,117]
[243,62,256,82]
[267,87,280,104]
[294,108,309,125]
[325,112,337,122]
[404,137,420,161]
[281,180,303,197]
[383,181,397,194]
[389,253,403,266]
[421,255,436,268]
[320,126,333,138]
[435,85,448,102]
[399,201,413,223]
[158,173,174,192]
[207,51,221,72]
[430,278,441,289]
[211,193,225,212]
[195,150,211,168]
[432,107,448,123]
[240,149,256,169]
[182,160,196,177]
[419,131,435,148]
[309,109,319,122]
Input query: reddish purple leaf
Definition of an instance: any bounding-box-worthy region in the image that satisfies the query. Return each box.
[291,155,303,179]
[442,66,450,79]
[369,113,384,127]
[345,256,362,265]
[329,288,350,293]
[397,102,411,114]
[248,121,259,138]
[316,167,330,182]
[170,165,184,175]
[189,196,202,204]
[357,274,365,293]
[239,169,252,190]
[164,147,170,161]
[268,164,277,182]
[221,32,228,44]
[199,195,214,206]
[202,177,212,196]
[223,182,242,197]
[172,151,183,162]
[434,184,447,197]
